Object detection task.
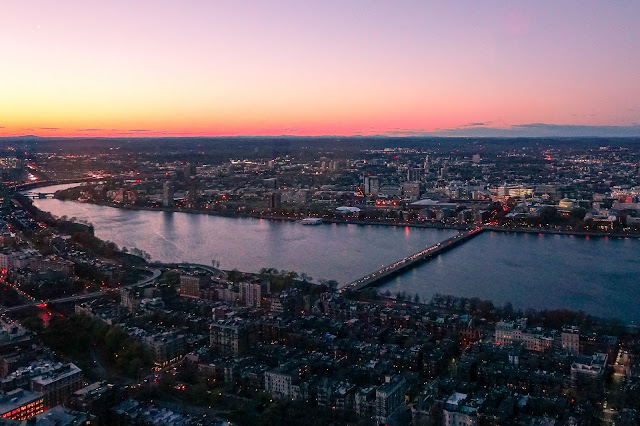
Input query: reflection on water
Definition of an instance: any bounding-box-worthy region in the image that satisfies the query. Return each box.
[27,184,457,285]
[381,231,640,322]
[27,184,640,322]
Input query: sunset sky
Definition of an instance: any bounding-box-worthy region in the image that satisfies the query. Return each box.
[2,1,639,137]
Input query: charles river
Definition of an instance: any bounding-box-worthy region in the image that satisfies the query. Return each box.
[27,184,640,323]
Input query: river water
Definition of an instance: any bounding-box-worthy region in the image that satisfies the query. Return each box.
[381,231,640,322]
[25,184,457,283]
[26,184,640,322]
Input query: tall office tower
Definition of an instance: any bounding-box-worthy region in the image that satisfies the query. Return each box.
[267,192,281,210]
[162,180,174,207]
[183,163,197,177]
[407,168,424,182]
[363,176,380,196]
[187,178,200,205]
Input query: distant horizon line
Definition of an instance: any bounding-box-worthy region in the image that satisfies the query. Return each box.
[2,134,640,140]
[2,123,639,139]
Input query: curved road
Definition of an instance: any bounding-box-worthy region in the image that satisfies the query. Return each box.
[0,266,161,314]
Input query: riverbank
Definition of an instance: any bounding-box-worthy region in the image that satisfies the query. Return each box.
[15,178,98,191]
[53,193,640,237]
[485,225,640,239]
[39,182,640,236]
[50,192,469,230]
[27,184,640,323]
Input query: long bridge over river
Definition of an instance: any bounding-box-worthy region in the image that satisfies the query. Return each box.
[340,226,485,293]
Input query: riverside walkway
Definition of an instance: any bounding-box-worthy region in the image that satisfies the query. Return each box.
[340,226,485,293]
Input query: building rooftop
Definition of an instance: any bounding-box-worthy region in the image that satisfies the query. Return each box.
[73,381,113,398]
[446,392,467,406]
[3,360,81,387]
[0,388,42,414]
[30,405,92,426]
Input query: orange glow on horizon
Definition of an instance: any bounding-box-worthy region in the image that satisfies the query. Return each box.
[1,1,639,138]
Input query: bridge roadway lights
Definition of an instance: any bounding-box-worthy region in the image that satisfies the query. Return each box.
[351,227,485,292]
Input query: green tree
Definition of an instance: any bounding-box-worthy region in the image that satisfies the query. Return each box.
[161,270,180,286]
[324,280,339,292]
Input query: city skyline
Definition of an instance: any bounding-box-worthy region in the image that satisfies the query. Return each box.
[2,127,640,424]
[2,2,640,422]
[2,1,640,138]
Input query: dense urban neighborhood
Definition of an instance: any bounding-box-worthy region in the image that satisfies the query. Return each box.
[0,137,638,425]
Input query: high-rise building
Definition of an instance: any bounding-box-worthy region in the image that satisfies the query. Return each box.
[162,180,174,207]
[267,192,281,210]
[240,282,262,308]
[363,176,379,196]
[186,178,200,205]
[179,275,205,298]
[183,164,197,177]
[319,157,328,170]
[374,376,407,424]
[407,168,423,182]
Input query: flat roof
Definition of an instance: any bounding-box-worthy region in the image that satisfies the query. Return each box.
[0,388,42,414]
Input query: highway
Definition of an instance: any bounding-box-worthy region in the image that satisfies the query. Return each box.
[0,266,161,314]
